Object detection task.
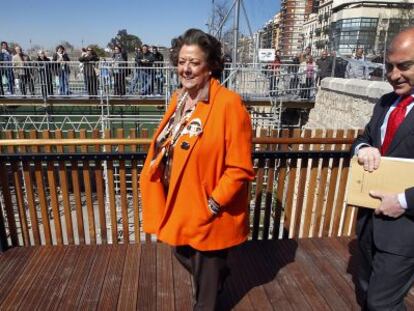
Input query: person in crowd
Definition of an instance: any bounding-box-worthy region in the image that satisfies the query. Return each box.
[140,28,254,310]
[138,44,155,95]
[52,45,71,95]
[36,50,54,97]
[299,54,316,99]
[167,39,180,95]
[100,58,111,94]
[152,46,164,95]
[288,53,301,95]
[79,46,99,96]
[0,51,3,96]
[316,50,333,85]
[370,51,385,81]
[128,46,143,94]
[222,52,232,88]
[333,54,348,78]
[300,46,312,63]
[79,48,88,92]
[352,27,414,310]
[12,45,35,96]
[112,44,128,96]
[268,51,282,97]
[345,47,368,79]
[0,41,15,94]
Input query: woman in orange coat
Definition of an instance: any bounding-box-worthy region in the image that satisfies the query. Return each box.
[140,29,254,310]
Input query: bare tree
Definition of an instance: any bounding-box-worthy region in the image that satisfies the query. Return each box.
[210,0,230,40]
[398,0,414,28]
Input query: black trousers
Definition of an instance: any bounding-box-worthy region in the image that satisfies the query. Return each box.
[18,74,35,95]
[84,74,98,96]
[173,245,229,311]
[113,73,126,95]
[0,75,3,96]
[358,219,414,310]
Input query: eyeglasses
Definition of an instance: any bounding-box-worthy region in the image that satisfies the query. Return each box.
[385,61,414,72]
[87,49,92,52]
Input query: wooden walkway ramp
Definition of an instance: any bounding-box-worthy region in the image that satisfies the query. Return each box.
[2,237,414,310]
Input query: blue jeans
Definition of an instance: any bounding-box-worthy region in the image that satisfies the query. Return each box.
[128,69,141,94]
[140,69,153,95]
[1,69,14,94]
[58,71,70,95]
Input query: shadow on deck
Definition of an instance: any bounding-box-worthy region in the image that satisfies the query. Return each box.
[2,237,413,310]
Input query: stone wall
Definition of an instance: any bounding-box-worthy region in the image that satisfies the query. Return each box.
[305,78,393,129]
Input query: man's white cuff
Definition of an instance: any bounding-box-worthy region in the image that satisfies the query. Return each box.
[354,143,371,156]
[398,193,408,209]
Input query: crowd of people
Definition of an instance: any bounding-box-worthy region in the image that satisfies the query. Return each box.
[266,46,386,99]
[0,38,386,99]
[0,41,166,97]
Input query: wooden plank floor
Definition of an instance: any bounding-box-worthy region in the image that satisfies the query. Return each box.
[1,237,414,310]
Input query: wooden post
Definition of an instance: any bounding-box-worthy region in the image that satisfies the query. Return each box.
[0,210,8,252]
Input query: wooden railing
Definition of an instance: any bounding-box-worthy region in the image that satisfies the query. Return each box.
[0,128,360,250]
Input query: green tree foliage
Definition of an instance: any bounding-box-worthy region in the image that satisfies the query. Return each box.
[27,44,44,57]
[88,44,107,58]
[107,29,142,54]
[59,41,75,52]
[7,42,20,52]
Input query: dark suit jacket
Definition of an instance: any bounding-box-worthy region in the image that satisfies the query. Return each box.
[352,91,414,257]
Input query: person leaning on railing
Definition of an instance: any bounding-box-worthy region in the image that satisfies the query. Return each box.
[0,41,14,95]
[36,50,54,97]
[139,28,255,310]
[79,46,99,96]
[298,54,316,99]
[316,50,333,85]
[112,44,128,96]
[152,46,164,95]
[137,44,155,95]
[267,50,282,97]
[0,51,3,96]
[52,45,71,95]
[12,45,35,96]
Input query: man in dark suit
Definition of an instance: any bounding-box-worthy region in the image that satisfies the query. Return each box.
[352,27,414,310]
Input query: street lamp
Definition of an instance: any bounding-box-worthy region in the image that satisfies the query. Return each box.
[378,17,390,81]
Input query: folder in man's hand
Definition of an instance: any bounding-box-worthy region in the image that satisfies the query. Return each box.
[346,157,414,209]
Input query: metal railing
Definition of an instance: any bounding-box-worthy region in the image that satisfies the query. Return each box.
[0,61,318,101]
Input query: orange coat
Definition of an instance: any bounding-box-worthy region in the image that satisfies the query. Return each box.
[139,79,255,251]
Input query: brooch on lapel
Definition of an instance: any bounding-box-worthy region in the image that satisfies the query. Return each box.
[182,118,203,138]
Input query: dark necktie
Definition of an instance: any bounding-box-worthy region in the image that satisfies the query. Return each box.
[381,95,414,155]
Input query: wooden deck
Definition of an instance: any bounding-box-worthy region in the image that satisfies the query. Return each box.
[2,237,414,310]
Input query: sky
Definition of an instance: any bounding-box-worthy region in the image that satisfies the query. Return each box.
[0,0,280,51]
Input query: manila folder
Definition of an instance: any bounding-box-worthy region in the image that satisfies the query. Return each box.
[347,156,414,209]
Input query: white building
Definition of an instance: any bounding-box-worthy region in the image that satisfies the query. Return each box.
[330,0,414,55]
[303,13,319,53]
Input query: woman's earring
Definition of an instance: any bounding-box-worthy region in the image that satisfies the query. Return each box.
[209,71,212,75]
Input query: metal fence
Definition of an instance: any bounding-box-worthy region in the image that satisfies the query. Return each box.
[0,62,322,132]
[0,61,319,100]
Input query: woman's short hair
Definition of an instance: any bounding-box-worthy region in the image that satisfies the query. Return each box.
[170,28,224,79]
[56,45,65,52]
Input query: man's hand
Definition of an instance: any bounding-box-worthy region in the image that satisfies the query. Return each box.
[357,147,381,172]
[370,190,405,218]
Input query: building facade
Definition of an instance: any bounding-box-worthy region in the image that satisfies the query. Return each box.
[330,0,414,55]
[272,13,282,51]
[303,0,333,55]
[254,0,414,59]
[278,0,308,56]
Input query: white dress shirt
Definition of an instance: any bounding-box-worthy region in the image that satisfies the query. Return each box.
[355,93,414,209]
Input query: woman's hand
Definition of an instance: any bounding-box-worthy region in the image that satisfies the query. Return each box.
[207,197,221,216]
